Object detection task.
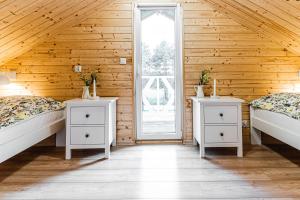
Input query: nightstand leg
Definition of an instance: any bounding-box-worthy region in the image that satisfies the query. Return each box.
[200,146,205,158]
[105,145,110,159]
[112,139,117,147]
[66,147,71,160]
[237,145,243,157]
[193,137,197,145]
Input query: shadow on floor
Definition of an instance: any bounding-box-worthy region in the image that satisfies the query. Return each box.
[265,144,300,166]
[0,146,108,185]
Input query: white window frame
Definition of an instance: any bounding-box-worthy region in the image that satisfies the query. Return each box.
[134,3,183,140]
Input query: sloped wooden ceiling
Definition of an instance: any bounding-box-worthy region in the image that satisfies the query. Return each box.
[206,0,300,55]
[2,0,300,65]
[0,0,113,65]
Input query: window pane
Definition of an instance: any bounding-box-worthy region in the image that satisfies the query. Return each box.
[141,9,176,134]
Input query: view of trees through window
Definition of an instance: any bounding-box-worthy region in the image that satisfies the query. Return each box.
[142,41,175,76]
[141,40,175,107]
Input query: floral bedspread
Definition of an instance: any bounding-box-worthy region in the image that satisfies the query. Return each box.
[0,96,65,129]
[250,93,300,120]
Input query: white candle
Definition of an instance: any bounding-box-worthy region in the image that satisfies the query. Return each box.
[213,79,216,97]
[93,80,96,98]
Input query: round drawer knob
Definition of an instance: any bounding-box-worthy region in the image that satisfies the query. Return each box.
[85,114,90,118]
[85,133,90,138]
[220,132,224,137]
[219,113,223,117]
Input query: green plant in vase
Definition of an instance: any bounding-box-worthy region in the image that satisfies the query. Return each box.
[195,70,210,98]
[80,73,92,86]
[80,73,92,99]
[199,70,210,85]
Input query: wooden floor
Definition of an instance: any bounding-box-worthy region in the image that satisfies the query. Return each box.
[1,144,300,199]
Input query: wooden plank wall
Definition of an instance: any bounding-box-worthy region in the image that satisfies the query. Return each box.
[1,0,300,145]
[1,0,135,145]
[182,0,300,143]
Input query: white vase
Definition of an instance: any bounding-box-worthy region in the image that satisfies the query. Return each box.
[194,85,204,98]
[82,86,90,99]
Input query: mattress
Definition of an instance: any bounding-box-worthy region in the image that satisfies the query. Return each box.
[0,110,64,145]
[252,108,300,136]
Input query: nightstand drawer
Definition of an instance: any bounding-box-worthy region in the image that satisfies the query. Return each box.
[70,106,105,125]
[204,106,237,124]
[205,126,237,143]
[70,126,105,145]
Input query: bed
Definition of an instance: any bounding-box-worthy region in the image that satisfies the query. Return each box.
[0,96,65,163]
[250,93,300,150]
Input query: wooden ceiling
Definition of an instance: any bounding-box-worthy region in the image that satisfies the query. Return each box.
[206,0,300,55]
[1,0,300,66]
[0,0,113,65]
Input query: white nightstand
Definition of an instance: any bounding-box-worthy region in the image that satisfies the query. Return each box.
[65,97,118,159]
[191,96,244,157]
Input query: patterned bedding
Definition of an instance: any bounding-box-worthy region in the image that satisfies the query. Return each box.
[250,93,300,120]
[0,96,65,129]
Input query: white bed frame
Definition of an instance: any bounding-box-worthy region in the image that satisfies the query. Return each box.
[0,117,65,163]
[250,106,300,150]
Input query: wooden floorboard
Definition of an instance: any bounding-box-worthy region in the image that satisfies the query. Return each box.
[0,144,300,199]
